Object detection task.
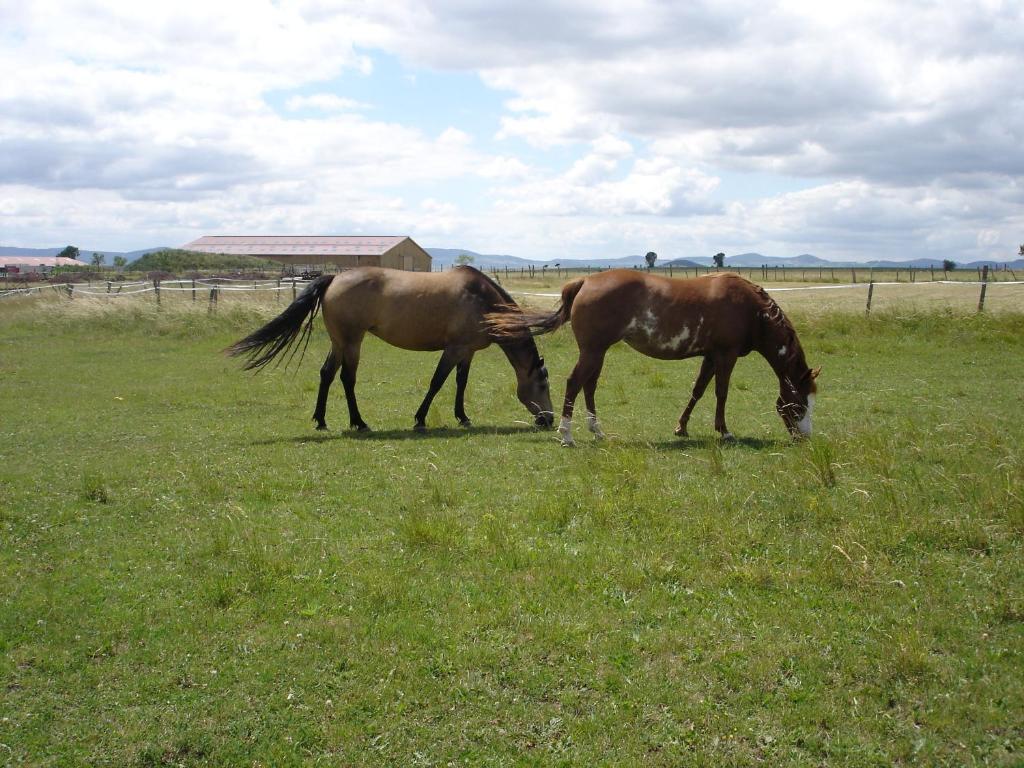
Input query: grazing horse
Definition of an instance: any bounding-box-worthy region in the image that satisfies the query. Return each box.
[487,269,819,446]
[227,266,554,431]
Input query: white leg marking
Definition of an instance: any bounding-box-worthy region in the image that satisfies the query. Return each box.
[585,411,605,440]
[796,394,814,436]
[558,416,575,447]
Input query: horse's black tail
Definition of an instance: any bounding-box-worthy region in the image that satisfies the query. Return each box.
[485,277,585,339]
[225,274,335,371]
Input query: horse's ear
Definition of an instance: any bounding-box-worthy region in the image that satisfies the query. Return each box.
[812,366,821,380]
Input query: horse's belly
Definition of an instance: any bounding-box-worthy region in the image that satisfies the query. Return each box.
[622,331,702,360]
[370,322,489,353]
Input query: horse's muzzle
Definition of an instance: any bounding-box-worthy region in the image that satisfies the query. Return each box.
[536,412,555,428]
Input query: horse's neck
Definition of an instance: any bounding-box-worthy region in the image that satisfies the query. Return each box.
[497,337,534,376]
[758,323,806,387]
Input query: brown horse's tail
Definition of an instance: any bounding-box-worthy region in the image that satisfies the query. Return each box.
[225,274,334,371]
[485,277,585,339]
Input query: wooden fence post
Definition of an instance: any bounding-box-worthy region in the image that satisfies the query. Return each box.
[865,281,875,315]
[978,265,989,312]
[209,287,218,314]
[153,279,160,306]
[192,279,196,302]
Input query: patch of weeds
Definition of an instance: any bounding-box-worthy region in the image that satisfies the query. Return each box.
[706,439,727,476]
[397,505,458,552]
[538,493,584,534]
[133,733,212,768]
[205,573,237,609]
[81,474,110,504]
[884,628,935,683]
[994,596,1024,625]
[805,438,838,488]
[481,512,525,568]
[648,370,668,389]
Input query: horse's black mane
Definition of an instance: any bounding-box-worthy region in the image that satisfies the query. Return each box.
[459,266,545,372]
[458,265,518,307]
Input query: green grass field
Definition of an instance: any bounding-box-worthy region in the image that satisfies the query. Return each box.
[1,294,1022,766]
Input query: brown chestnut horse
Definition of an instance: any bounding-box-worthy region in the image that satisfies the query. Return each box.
[227,266,554,431]
[487,269,819,446]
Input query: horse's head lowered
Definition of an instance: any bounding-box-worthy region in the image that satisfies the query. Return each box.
[777,366,821,437]
[517,355,554,427]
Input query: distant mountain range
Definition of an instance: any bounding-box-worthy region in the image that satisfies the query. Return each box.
[427,248,1024,271]
[3,244,1021,271]
[0,245,169,262]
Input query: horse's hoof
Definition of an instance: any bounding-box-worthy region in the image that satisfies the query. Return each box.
[458,418,472,428]
[720,432,736,443]
[413,422,427,433]
[352,423,371,432]
[674,425,688,437]
[315,423,328,431]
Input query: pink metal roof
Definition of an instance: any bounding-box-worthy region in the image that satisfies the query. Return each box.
[2,256,87,266]
[182,235,411,257]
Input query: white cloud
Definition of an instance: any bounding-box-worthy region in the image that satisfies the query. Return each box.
[285,94,368,112]
[2,0,1022,263]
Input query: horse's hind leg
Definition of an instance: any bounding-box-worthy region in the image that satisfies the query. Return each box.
[582,352,606,440]
[560,348,605,446]
[414,350,460,431]
[676,356,714,437]
[339,337,369,431]
[454,355,474,427]
[312,349,340,430]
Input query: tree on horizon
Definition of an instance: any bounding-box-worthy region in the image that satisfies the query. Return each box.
[645,251,657,269]
[713,252,725,268]
[57,245,80,261]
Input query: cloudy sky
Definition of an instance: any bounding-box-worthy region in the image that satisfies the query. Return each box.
[2,0,1022,262]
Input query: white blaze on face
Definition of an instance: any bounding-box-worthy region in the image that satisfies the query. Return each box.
[796,393,814,435]
[778,345,787,358]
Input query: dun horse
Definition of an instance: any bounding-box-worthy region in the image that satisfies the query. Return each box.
[227,266,554,431]
[487,269,819,446]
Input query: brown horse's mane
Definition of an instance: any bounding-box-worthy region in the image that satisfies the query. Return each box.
[749,280,802,367]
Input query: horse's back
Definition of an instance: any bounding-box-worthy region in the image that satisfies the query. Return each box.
[572,270,763,358]
[320,267,495,351]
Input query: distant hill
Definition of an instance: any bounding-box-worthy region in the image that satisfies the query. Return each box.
[429,248,1024,271]
[0,245,169,263]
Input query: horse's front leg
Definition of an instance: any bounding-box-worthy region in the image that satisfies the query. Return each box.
[676,356,714,437]
[453,355,474,428]
[713,353,738,441]
[414,350,460,431]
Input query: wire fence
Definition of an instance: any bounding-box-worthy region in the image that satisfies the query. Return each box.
[3,273,1023,314]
